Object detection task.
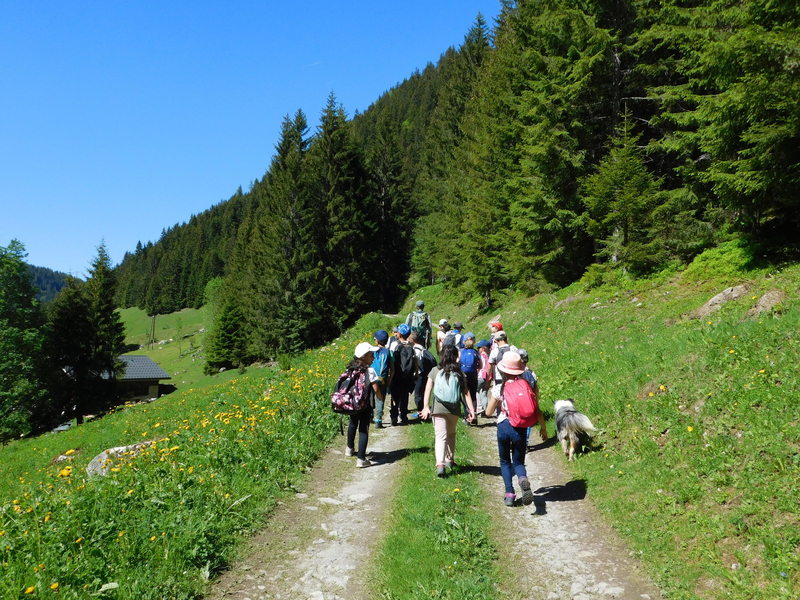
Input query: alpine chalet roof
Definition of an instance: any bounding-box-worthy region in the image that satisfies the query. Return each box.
[119,355,171,381]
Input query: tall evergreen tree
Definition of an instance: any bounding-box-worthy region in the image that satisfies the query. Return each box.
[310,93,380,333]
[581,112,663,272]
[0,240,47,441]
[86,243,126,381]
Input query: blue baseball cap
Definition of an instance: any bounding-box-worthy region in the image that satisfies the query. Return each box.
[476,339,491,349]
[397,323,411,336]
[463,332,476,340]
[374,330,389,344]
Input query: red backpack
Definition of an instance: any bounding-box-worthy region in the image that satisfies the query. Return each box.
[502,377,539,427]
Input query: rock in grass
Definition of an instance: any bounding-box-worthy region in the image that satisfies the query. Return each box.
[86,441,156,477]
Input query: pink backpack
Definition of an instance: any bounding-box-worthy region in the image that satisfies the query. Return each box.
[502,377,539,427]
[331,366,370,414]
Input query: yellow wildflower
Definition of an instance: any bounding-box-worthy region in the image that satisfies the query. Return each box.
[50,583,59,591]
[687,426,694,432]
[25,586,35,594]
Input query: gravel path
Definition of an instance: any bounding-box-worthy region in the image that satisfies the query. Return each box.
[205,423,410,600]
[205,416,665,600]
[469,418,664,600]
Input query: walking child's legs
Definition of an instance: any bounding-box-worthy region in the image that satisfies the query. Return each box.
[433,413,459,465]
[347,410,371,460]
[510,424,528,480]
[496,419,516,494]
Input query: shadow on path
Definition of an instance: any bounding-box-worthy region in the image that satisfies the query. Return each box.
[531,479,588,515]
[368,445,428,466]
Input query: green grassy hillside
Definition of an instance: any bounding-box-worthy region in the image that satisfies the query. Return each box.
[400,243,798,599]
[118,306,214,389]
[1,243,796,599]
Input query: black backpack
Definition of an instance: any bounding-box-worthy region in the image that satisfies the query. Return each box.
[443,331,462,348]
[420,349,437,377]
[395,343,417,380]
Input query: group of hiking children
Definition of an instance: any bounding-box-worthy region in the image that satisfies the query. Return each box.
[331,301,549,507]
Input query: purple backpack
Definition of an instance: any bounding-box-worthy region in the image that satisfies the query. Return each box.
[331,365,371,414]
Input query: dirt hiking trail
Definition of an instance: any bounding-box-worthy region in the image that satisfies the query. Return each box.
[206,418,664,600]
[469,421,663,600]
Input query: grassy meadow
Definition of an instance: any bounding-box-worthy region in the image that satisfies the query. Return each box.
[403,242,798,599]
[117,307,213,390]
[0,242,797,599]
[0,312,392,599]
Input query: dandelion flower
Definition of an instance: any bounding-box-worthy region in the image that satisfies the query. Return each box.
[648,392,654,397]
[50,583,59,591]
[25,586,35,594]
[729,349,735,354]
[687,426,694,432]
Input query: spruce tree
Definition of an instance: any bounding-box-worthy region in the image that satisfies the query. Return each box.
[85,243,126,381]
[0,240,47,440]
[581,112,662,272]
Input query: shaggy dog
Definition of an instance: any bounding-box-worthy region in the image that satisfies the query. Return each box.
[554,399,596,461]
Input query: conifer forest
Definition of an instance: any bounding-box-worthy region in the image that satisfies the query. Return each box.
[66,1,800,367]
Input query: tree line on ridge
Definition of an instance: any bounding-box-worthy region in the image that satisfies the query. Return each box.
[111,0,797,370]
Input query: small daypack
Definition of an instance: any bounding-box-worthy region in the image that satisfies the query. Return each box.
[493,344,518,382]
[331,366,371,414]
[443,331,462,348]
[420,348,437,377]
[395,343,417,380]
[459,348,480,373]
[372,347,390,383]
[502,377,539,427]
[434,371,462,410]
[409,311,430,340]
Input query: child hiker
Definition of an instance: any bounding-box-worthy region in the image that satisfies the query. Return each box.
[485,351,548,505]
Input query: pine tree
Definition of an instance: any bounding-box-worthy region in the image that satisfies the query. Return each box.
[581,112,662,272]
[85,243,126,381]
[0,240,47,441]
[43,277,96,426]
[309,93,379,333]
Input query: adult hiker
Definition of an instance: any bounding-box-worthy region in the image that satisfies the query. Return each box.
[390,324,418,425]
[406,300,433,349]
[436,319,450,355]
[371,329,393,429]
[343,341,386,468]
[485,351,549,505]
[457,332,481,424]
[419,344,476,477]
[409,331,437,416]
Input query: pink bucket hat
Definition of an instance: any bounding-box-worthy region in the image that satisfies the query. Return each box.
[497,351,525,375]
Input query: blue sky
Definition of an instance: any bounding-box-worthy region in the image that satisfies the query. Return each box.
[1,1,500,276]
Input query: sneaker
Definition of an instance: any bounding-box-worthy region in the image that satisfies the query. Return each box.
[356,458,372,468]
[443,460,457,471]
[344,446,354,457]
[504,493,516,507]
[436,465,446,478]
[519,477,534,505]
[373,422,383,429]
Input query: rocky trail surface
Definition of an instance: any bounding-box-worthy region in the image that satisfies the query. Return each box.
[205,417,664,600]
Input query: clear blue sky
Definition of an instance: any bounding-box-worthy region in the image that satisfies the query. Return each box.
[1,1,500,276]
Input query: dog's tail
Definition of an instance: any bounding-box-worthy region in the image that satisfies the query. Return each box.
[572,412,596,433]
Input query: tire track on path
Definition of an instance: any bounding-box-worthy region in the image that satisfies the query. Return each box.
[469,420,664,600]
[205,423,411,600]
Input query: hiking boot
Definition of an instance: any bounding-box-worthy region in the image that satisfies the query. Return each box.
[504,493,516,507]
[356,458,372,468]
[436,465,446,478]
[344,446,354,457]
[519,477,534,505]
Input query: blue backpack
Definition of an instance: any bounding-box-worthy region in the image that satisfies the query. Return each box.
[459,348,479,373]
[371,347,390,383]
